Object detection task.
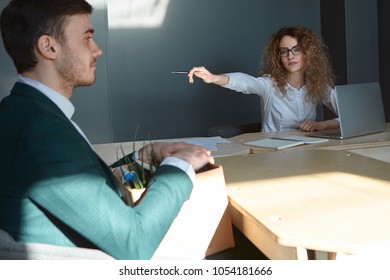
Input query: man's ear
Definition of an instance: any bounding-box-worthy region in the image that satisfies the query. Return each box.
[36,35,59,60]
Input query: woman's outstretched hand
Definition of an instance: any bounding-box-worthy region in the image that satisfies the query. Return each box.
[187,66,214,84]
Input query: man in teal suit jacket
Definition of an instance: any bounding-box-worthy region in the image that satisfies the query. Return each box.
[0,0,214,260]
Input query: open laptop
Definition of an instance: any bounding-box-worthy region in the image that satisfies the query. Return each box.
[307,82,386,139]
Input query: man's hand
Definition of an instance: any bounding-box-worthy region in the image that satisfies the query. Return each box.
[138,142,214,171]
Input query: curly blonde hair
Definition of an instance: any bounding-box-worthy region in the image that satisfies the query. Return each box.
[259,26,335,103]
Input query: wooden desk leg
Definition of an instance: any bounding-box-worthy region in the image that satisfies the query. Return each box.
[228,202,298,259]
[296,247,316,260]
[328,252,337,260]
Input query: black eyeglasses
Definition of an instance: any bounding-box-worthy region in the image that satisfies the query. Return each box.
[279,45,303,57]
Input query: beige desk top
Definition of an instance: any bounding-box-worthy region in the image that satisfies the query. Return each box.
[216,126,390,259]
[93,127,390,259]
[93,138,249,166]
[348,146,390,164]
[216,150,390,256]
[230,123,390,154]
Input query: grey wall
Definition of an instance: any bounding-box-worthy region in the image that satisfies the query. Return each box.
[378,0,390,121]
[345,0,379,84]
[106,0,321,142]
[319,0,380,120]
[0,1,17,108]
[1,0,382,144]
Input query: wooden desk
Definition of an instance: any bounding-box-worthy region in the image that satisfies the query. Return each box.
[93,128,390,259]
[93,137,249,166]
[216,128,390,259]
[229,123,390,154]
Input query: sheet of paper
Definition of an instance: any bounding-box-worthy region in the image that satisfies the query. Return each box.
[158,136,231,151]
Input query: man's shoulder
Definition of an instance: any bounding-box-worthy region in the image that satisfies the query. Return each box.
[1,83,64,118]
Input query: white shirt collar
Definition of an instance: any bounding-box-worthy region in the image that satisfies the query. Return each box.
[16,75,75,120]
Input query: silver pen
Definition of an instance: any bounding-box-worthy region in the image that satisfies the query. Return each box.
[171,71,189,74]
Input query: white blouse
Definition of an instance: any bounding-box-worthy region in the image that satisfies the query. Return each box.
[224,73,338,132]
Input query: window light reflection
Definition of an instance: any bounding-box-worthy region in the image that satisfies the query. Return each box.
[107,0,170,28]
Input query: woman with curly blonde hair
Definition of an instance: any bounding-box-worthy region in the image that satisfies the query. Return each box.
[188,26,340,132]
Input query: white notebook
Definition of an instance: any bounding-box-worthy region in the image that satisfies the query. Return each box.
[270,136,329,144]
[244,138,304,150]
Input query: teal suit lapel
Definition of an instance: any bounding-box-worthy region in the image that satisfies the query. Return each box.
[10,82,119,192]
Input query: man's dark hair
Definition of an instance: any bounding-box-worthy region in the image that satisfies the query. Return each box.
[0,0,93,73]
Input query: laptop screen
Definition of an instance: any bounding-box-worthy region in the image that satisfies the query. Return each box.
[308,82,386,139]
[337,82,386,138]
